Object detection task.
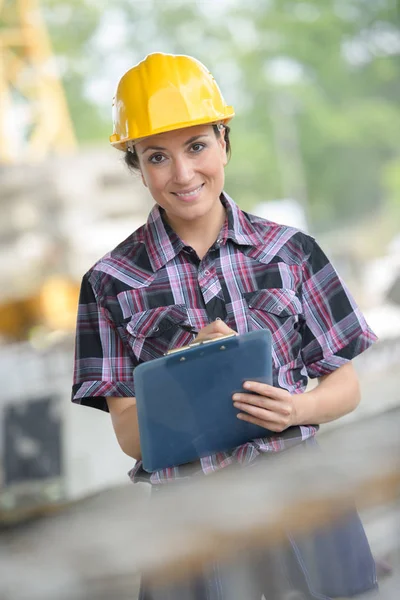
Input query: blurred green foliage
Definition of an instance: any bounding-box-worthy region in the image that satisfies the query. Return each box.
[42,0,400,234]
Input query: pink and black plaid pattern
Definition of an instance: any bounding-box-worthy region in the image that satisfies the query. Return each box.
[72,193,377,484]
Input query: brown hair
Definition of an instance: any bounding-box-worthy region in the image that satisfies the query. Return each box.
[124,124,231,171]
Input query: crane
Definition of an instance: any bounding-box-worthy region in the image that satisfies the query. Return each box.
[0,0,76,163]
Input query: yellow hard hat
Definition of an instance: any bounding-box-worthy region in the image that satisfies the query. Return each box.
[109,52,235,150]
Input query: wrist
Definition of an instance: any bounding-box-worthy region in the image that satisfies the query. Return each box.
[291,390,318,426]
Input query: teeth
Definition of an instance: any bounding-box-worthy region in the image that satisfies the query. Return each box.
[175,185,202,197]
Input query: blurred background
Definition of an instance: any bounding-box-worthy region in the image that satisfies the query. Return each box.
[0,0,399,598]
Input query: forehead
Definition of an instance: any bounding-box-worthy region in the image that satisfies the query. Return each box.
[136,124,214,151]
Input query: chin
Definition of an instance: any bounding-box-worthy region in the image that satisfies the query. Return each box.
[185,203,214,218]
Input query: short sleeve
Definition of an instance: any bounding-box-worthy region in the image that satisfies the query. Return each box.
[72,273,137,412]
[300,238,378,378]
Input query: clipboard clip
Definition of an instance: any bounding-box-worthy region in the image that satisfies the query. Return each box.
[165,332,237,356]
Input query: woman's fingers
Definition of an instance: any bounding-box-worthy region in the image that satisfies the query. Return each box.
[236,413,281,430]
[234,399,292,422]
[210,319,236,335]
[242,381,289,400]
[195,332,227,342]
[232,387,296,431]
[233,393,292,416]
[195,320,237,342]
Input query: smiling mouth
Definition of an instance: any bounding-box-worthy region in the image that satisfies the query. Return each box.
[172,184,204,197]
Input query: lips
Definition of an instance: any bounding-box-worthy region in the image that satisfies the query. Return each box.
[172,184,204,197]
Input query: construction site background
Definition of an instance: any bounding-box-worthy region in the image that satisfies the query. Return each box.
[0,1,399,598]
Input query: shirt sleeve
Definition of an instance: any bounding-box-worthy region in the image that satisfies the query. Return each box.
[300,238,378,378]
[72,273,137,412]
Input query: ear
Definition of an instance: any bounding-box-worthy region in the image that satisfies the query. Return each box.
[217,130,228,166]
[221,139,228,167]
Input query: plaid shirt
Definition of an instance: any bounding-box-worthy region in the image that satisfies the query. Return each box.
[72,192,377,484]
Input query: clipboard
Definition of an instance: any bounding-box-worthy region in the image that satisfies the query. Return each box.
[134,329,273,472]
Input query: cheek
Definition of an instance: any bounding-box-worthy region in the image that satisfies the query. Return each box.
[141,167,168,195]
[209,161,225,186]
[202,153,225,181]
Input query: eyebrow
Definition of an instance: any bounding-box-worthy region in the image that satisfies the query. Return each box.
[140,134,209,155]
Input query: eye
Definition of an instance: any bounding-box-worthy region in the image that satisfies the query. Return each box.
[190,142,206,153]
[149,153,166,164]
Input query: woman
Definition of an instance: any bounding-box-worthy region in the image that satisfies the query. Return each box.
[72,53,378,598]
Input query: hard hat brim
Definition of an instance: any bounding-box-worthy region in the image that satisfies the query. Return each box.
[110,111,234,151]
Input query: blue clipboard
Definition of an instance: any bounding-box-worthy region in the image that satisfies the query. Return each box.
[134,329,273,472]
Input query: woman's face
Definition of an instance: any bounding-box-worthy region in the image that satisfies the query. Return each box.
[135,124,227,229]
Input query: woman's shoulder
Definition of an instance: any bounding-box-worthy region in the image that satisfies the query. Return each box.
[82,222,153,297]
[244,210,316,264]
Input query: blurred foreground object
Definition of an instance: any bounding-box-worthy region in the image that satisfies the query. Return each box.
[134,412,399,596]
[0,0,76,163]
[1,409,399,599]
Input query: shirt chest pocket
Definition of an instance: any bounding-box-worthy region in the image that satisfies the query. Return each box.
[244,288,303,365]
[123,305,193,363]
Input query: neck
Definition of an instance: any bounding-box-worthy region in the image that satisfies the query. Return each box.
[167,200,226,259]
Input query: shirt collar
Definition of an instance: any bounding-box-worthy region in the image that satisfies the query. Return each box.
[143,205,185,272]
[221,192,261,247]
[144,191,261,272]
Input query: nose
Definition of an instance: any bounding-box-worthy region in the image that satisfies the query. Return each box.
[172,155,194,185]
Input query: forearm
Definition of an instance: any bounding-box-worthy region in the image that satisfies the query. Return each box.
[107,397,142,460]
[293,362,361,425]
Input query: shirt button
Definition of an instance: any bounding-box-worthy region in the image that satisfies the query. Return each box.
[204,270,210,276]
[277,305,283,312]
[153,326,160,333]
[217,238,222,244]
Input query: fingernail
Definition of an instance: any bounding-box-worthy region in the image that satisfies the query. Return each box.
[243,381,251,389]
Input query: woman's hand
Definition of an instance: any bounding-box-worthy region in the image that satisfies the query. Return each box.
[194,319,237,343]
[232,363,361,430]
[232,381,298,432]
